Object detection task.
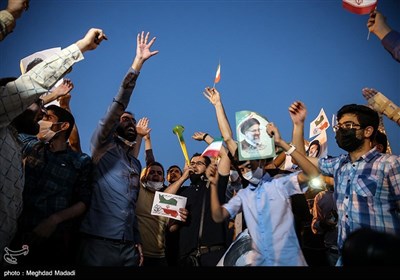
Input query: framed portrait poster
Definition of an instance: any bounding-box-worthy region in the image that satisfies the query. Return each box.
[235,110,276,161]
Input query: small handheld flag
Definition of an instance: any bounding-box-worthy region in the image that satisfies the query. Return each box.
[214,64,221,84]
[213,63,221,88]
[342,0,377,15]
[201,138,223,158]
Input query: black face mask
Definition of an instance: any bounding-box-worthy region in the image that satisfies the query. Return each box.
[189,173,203,184]
[335,128,364,152]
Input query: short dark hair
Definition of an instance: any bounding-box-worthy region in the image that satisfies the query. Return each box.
[342,228,400,266]
[240,118,260,134]
[167,165,182,174]
[191,153,211,166]
[337,104,379,140]
[374,130,388,153]
[46,105,75,139]
[146,161,165,177]
[26,58,44,72]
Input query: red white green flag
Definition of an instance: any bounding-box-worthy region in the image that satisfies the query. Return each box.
[214,64,221,84]
[342,0,377,15]
[201,138,223,158]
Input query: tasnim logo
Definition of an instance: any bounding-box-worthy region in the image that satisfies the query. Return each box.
[3,245,29,265]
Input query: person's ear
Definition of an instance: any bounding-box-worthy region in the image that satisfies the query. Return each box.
[60,122,70,132]
[363,126,374,138]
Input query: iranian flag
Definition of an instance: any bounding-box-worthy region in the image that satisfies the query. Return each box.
[343,0,377,15]
[214,64,221,84]
[201,138,223,158]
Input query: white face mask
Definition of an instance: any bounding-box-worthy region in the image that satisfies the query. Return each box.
[37,120,60,143]
[242,167,263,185]
[145,181,164,192]
[229,170,240,182]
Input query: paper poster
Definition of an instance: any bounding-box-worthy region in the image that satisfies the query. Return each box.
[151,191,187,221]
[235,110,276,161]
[306,130,328,159]
[20,47,62,74]
[20,47,63,106]
[309,108,330,138]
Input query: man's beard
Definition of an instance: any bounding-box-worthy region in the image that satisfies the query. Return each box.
[189,173,203,184]
[116,125,137,142]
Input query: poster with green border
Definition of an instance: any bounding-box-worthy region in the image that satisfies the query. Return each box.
[235,110,276,161]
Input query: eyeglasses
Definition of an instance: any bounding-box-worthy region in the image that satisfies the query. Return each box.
[190,161,206,167]
[333,121,363,132]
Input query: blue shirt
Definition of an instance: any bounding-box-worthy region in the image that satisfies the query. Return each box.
[80,68,142,243]
[319,148,400,251]
[223,172,308,266]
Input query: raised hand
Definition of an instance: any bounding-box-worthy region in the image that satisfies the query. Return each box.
[192,131,207,141]
[266,122,282,146]
[136,117,151,137]
[58,93,72,109]
[6,0,29,19]
[367,10,391,40]
[52,79,74,99]
[362,87,378,101]
[76,28,108,53]
[203,87,221,106]
[288,101,307,125]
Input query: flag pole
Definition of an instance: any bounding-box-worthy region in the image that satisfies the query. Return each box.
[367,6,378,40]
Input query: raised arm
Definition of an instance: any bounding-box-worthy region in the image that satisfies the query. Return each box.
[58,91,82,153]
[367,10,400,63]
[267,122,320,184]
[192,131,230,176]
[367,10,392,40]
[1,28,105,127]
[206,162,230,223]
[203,87,237,156]
[288,101,307,156]
[131,31,159,72]
[134,117,152,161]
[91,31,158,152]
[164,164,190,195]
[40,79,73,105]
[362,87,400,126]
[0,0,29,41]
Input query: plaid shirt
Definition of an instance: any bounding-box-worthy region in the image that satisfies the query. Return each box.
[18,134,92,232]
[319,148,400,250]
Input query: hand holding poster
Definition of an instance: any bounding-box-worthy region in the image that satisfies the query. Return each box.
[151,191,187,221]
[236,111,276,161]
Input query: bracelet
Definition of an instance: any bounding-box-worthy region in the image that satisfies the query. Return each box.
[285,144,296,156]
[202,133,209,141]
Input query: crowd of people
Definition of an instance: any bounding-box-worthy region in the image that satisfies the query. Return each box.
[1,0,400,269]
